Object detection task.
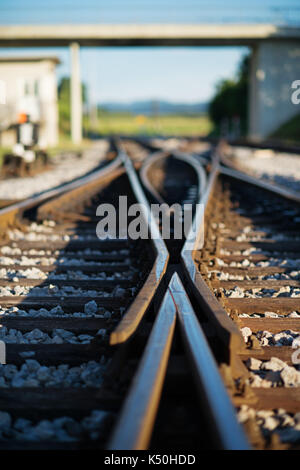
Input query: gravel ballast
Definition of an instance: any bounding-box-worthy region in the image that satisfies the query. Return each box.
[227,147,300,193]
[238,405,300,446]
[0,140,109,200]
[245,356,300,388]
[0,304,118,319]
[0,409,114,442]
[0,359,108,388]
[0,326,103,345]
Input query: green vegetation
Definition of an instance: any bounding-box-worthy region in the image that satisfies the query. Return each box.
[52,77,91,153]
[92,111,212,136]
[58,77,87,138]
[56,76,212,145]
[209,55,249,136]
[270,112,300,144]
[47,139,92,157]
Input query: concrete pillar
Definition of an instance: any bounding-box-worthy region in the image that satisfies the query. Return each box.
[70,42,82,144]
[248,41,300,140]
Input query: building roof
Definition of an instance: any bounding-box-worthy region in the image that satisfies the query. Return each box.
[0,56,60,64]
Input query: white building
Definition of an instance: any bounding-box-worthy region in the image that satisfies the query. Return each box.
[0,56,60,147]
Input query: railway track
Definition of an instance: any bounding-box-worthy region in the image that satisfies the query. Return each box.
[0,140,115,210]
[0,139,250,450]
[0,148,166,449]
[0,151,51,179]
[139,149,205,261]
[135,137,300,449]
[1,135,298,450]
[178,146,300,449]
[109,143,249,450]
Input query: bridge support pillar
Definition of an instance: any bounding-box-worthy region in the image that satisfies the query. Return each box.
[70,42,82,144]
[248,41,300,140]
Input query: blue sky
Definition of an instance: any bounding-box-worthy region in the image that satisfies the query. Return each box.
[0,46,249,104]
[81,47,250,104]
[0,0,298,25]
[0,0,298,105]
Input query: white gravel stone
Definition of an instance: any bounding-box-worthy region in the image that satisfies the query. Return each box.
[0,284,114,298]
[261,357,287,372]
[0,140,109,200]
[0,360,109,389]
[292,337,300,349]
[238,406,300,445]
[280,366,300,387]
[264,416,279,431]
[0,326,95,345]
[228,148,300,193]
[254,330,300,347]
[241,327,252,343]
[237,405,256,423]
[246,358,262,370]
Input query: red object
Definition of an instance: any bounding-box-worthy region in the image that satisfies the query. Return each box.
[18,113,28,124]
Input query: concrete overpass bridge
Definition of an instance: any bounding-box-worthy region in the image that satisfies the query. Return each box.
[1,24,299,143]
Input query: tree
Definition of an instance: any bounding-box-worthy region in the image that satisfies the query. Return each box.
[209,55,249,136]
[57,77,87,137]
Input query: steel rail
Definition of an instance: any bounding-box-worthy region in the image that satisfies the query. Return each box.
[140,149,207,207]
[139,151,169,205]
[181,151,219,271]
[0,154,123,230]
[37,166,124,221]
[172,150,207,199]
[168,272,250,450]
[180,152,248,365]
[218,148,300,204]
[220,162,300,204]
[109,270,250,450]
[108,274,177,449]
[181,144,300,361]
[109,143,169,345]
[0,140,168,346]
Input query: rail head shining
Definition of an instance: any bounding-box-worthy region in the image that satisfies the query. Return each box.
[109,271,250,450]
[139,150,169,205]
[108,279,177,450]
[218,144,300,204]
[181,151,219,277]
[221,163,300,204]
[169,272,250,450]
[180,152,247,356]
[140,149,207,208]
[109,143,169,345]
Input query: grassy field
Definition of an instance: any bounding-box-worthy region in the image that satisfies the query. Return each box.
[0,113,212,166]
[47,135,93,157]
[48,112,212,158]
[89,112,213,137]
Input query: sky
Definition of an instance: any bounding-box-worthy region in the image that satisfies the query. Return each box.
[0,0,299,25]
[0,46,249,104]
[0,0,298,105]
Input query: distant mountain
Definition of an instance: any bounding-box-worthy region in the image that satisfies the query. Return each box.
[99,100,208,115]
